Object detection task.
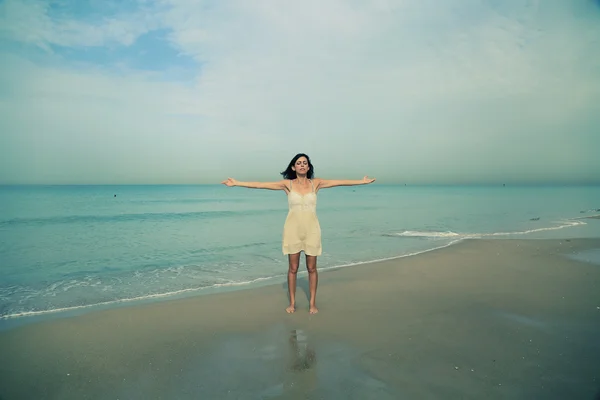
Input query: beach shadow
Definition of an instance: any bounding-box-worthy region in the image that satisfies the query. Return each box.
[297,276,311,303]
[281,276,311,305]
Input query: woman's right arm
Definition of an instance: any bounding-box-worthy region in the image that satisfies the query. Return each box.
[221,178,288,191]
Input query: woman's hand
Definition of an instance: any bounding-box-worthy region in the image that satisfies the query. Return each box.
[221,177,238,187]
[363,176,376,184]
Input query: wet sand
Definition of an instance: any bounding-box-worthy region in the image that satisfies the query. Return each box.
[1,238,600,399]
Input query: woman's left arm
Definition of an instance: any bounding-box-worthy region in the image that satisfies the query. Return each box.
[315,176,376,190]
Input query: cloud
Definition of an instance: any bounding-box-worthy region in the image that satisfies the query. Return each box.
[0,0,158,50]
[1,0,599,184]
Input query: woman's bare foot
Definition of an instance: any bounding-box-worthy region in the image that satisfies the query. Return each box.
[286,304,296,313]
[309,305,319,314]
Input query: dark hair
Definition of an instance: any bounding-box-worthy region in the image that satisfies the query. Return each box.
[280,153,314,180]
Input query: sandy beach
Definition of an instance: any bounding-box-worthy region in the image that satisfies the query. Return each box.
[1,238,599,399]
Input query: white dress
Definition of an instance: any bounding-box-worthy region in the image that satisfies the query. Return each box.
[282,179,322,256]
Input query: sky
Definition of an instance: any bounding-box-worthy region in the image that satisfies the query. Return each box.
[0,0,599,185]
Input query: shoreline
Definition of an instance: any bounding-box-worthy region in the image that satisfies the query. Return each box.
[1,237,600,399]
[0,217,597,328]
[0,237,463,330]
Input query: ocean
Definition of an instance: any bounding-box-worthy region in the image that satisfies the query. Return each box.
[1,184,599,326]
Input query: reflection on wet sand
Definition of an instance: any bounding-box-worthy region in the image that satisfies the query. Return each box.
[262,329,318,399]
[284,329,317,395]
[288,329,317,372]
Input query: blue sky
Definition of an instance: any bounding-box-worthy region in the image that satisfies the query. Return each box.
[1,0,599,184]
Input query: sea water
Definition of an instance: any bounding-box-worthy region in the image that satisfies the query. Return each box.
[1,184,599,323]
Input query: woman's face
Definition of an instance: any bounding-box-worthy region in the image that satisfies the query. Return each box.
[292,157,309,176]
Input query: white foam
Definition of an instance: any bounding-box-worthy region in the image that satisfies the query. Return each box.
[315,238,465,273]
[574,214,600,220]
[389,220,586,240]
[391,230,462,238]
[0,275,281,320]
[482,219,586,237]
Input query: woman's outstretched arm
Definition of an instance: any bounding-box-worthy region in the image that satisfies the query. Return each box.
[221,178,288,191]
[315,176,375,190]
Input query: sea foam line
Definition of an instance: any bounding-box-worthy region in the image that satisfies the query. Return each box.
[482,219,586,237]
[0,276,280,320]
[316,238,465,272]
[389,219,586,239]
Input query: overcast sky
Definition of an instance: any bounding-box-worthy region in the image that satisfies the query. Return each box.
[1,0,599,185]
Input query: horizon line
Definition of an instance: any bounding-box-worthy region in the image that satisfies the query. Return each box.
[1,182,599,187]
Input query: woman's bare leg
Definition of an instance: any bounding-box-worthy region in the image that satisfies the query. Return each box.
[286,253,300,313]
[306,255,318,314]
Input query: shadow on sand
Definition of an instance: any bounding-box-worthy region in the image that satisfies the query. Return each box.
[281,276,311,308]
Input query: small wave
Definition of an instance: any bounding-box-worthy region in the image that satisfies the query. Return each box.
[129,198,245,204]
[385,230,461,238]
[579,208,600,214]
[315,239,465,273]
[484,219,585,237]
[0,275,281,320]
[574,214,600,220]
[385,219,586,240]
[190,241,269,255]
[0,209,280,227]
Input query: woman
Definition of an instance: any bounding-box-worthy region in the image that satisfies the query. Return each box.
[222,153,375,314]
